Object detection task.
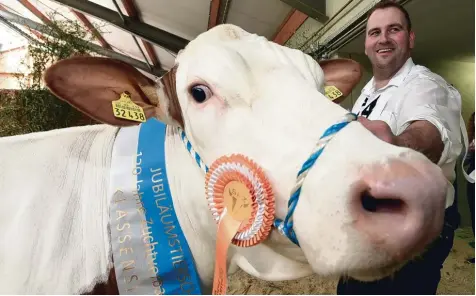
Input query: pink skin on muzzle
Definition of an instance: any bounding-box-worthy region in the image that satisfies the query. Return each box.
[350,158,448,263]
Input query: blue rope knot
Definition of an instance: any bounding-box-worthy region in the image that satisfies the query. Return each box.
[276,113,358,246]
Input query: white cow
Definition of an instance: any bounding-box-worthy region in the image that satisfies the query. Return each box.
[0,24,448,295]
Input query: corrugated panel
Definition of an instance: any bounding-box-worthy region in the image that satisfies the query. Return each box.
[32,0,78,22]
[0,0,306,74]
[226,0,292,39]
[318,0,378,44]
[89,23,150,63]
[26,0,103,48]
[285,0,379,53]
[81,0,208,69]
[284,17,323,49]
[150,45,176,71]
[0,1,49,49]
[107,0,206,69]
[88,0,118,11]
[32,0,151,63]
[0,19,40,51]
[0,23,29,51]
[132,0,210,41]
[0,0,43,23]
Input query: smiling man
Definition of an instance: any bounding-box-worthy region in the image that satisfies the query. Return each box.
[338,0,465,295]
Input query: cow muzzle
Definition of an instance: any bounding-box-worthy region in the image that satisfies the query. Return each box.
[349,157,448,263]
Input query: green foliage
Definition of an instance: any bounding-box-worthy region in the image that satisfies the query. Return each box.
[0,12,106,137]
[0,87,92,137]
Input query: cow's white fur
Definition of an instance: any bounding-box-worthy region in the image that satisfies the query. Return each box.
[0,124,118,294]
[0,24,448,294]
[169,25,446,281]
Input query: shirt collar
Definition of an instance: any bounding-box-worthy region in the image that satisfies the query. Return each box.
[362,57,415,96]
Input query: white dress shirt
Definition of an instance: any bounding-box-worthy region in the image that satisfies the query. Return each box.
[352,57,466,208]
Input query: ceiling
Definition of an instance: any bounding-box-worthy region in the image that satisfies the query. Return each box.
[0,0,474,78]
[338,0,475,61]
[0,0,295,74]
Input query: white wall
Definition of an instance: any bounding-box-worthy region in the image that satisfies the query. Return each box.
[0,46,32,89]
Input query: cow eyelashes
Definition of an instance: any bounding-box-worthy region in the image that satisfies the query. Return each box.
[190,84,212,103]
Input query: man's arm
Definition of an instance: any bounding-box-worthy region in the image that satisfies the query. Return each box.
[357,117,444,164]
[394,120,444,164]
[358,77,462,166]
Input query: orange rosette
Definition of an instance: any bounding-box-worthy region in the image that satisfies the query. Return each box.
[205,154,275,247]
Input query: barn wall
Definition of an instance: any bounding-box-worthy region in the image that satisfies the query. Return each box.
[0,46,31,89]
[0,73,29,89]
[415,55,475,124]
[416,54,475,229]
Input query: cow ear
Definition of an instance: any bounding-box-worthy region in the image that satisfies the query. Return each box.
[318,58,363,104]
[43,56,183,127]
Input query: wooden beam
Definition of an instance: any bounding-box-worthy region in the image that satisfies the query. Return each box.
[0,9,166,76]
[120,0,138,19]
[120,0,160,67]
[70,9,111,50]
[141,42,159,66]
[208,0,231,29]
[272,9,308,45]
[208,0,220,29]
[17,0,52,25]
[15,1,57,42]
[28,28,46,41]
[50,0,188,53]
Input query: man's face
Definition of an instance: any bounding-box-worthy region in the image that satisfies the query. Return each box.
[364,7,415,72]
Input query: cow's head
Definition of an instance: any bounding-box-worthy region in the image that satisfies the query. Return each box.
[44,24,447,282]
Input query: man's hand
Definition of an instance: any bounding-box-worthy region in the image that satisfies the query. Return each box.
[357,116,397,145]
[357,116,444,164]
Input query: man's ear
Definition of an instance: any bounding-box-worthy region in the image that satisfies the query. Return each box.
[318,58,363,104]
[43,56,183,127]
[409,30,415,49]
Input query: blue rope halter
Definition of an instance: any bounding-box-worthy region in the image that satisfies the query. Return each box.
[178,112,358,246]
[273,112,357,246]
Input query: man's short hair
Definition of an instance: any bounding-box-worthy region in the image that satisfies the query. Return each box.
[366,0,412,31]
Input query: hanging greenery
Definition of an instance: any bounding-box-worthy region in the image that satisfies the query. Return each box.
[0,12,107,137]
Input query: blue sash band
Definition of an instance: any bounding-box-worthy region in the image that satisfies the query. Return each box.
[136,118,203,295]
[109,119,202,295]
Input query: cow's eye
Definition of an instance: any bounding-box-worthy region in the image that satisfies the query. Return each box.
[190,85,211,103]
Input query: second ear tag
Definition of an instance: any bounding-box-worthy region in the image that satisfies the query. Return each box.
[324,85,343,101]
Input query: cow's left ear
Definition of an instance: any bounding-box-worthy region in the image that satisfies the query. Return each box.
[318,58,363,104]
[44,56,183,127]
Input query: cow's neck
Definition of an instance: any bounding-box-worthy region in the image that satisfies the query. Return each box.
[163,126,228,293]
[159,123,317,292]
[161,126,314,291]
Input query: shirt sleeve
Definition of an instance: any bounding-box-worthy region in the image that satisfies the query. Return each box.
[395,77,463,167]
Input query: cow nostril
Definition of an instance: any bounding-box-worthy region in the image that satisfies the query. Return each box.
[361,191,406,214]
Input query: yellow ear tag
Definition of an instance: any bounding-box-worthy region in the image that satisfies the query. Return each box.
[325,85,343,101]
[111,92,146,122]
